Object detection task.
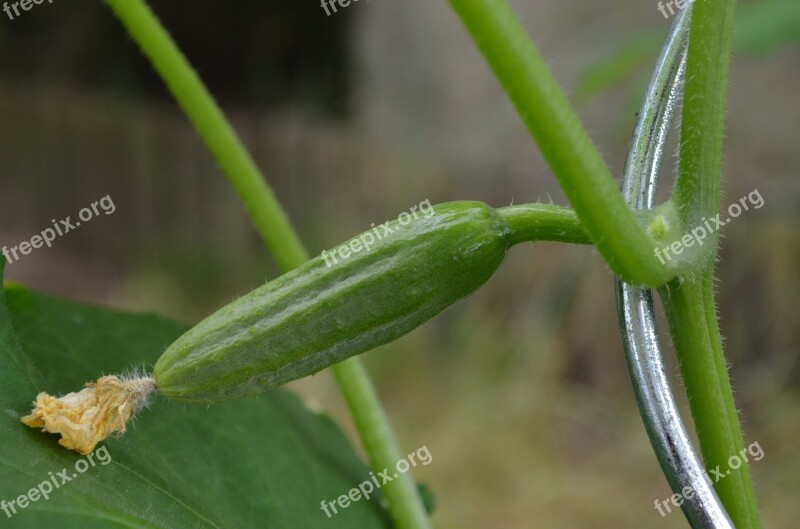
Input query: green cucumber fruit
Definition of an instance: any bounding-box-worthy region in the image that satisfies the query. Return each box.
[154,201,510,403]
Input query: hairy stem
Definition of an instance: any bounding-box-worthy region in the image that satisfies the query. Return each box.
[660,273,760,528]
[104,1,431,527]
[104,0,306,272]
[333,360,431,527]
[674,0,736,249]
[497,204,591,246]
[449,0,672,287]
[667,0,761,525]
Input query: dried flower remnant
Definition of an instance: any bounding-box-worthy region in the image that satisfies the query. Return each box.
[21,375,156,455]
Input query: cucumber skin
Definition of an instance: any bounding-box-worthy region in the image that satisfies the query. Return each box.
[154,201,510,403]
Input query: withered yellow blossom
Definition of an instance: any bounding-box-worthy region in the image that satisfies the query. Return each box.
[21,375,156,455]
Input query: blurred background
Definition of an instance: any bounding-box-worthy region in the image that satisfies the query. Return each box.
[1,0,798,527]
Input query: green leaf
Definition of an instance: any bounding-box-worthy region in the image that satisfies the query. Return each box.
[0,272,392,528]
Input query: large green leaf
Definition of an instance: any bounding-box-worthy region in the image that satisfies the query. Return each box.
[0,266,392,528]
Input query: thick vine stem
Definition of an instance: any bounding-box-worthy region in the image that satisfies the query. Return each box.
[666,0,761,526]
[104,2,432,528]
[660,273,761,529]
[449,0,673,287]
[674,0,737,251]
[616,6,735,527]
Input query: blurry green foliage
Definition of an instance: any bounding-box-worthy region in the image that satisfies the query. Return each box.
[577,0,800,101]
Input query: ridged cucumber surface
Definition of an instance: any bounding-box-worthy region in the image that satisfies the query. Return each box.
[154,201,510,402]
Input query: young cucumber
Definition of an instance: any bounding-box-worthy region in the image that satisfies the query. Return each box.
[154,201,510,402]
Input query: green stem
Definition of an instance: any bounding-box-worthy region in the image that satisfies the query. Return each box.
[104,0,306,272]
[669,0,738,282]
[660,273,760,528]
[333,360,431,527]
[449,0,670,287]
[674,0,736,249]
[104,1,431,527]
[665,0,760,525]
[497,204,591,246]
